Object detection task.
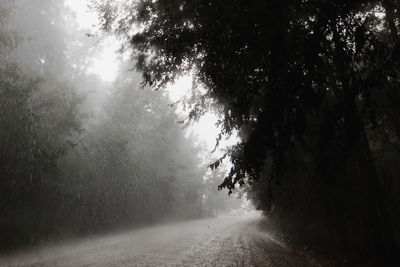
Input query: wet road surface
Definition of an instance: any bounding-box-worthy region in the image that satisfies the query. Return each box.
[0,214,319,266]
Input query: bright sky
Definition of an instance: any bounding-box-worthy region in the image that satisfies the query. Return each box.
[65,0,98,29]
[166,76,239,152]
[88,37,121,82]
[65,0,120,82]
[65,0,239,152]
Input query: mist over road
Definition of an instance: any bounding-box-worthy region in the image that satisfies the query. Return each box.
[0,214,320,266]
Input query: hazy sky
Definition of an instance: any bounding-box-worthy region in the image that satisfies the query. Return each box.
[65,0,238,152]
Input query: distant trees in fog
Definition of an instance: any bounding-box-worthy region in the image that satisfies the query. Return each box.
[0,0,205,249]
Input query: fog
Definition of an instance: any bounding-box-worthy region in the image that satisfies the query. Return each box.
[2,0,400,266]
[0,0,250,254]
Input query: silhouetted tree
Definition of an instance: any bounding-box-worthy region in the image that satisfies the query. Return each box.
[96,0,400,259]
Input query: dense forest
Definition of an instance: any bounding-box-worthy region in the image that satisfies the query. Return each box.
[95,0,400,261]
[0,0,242,250]
[2,0,400,263]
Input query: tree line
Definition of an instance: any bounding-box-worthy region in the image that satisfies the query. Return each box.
[96,0,400,261]
[0,0,224,250]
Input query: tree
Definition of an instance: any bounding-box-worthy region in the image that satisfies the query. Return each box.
[202,168,244,217]
[96,0,400,258]
[59,67,205,231]
[0,63,82,247]
[0,0,84,248]
[1,0,208,248]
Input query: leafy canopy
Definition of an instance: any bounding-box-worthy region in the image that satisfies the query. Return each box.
[96,0,400,191]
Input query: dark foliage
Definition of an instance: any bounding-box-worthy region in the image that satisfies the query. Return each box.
[96,0,400,260]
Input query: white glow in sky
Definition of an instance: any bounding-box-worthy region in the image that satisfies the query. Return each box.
[166,76,239,151]
[87,37,121,82]
[167,75,192,102]
[190,113,239,152]
[65,0,120,82]
[65,0,98,29]
[65,0,239,151]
